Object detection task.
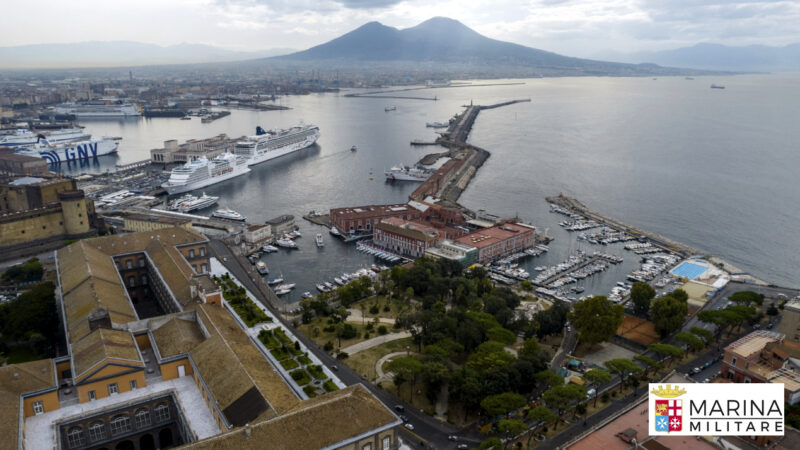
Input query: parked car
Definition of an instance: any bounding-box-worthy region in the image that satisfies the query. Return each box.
[457,445,469,450]
[692,367,701,374]
[395,405,405,413]
[448,435,458,441]
[404,423,414,430]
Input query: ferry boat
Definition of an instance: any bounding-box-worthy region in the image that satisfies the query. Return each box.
[0,128,90,147]
[54,101,141,117]
[425,122,448,128]
[233,124,319,167]
[161,152,250,195]
[14,137,119,164]
[256,262,269,275]
[211,208,246,221]
[315,233,324,247]
[166,193,218,212]
[384,165,431,182]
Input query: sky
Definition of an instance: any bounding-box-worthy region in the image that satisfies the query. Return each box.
[2,0,800,57]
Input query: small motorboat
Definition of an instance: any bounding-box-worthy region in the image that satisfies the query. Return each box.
[330,227,341,236]
[267,277,284,285]
[334,277,345,286]
[316,283,328,292]
[275,288,291,296]
[324,282,335,290]
[350,145,357,152]
[256,262,269,275]
[315,233,324,247]
[275,283,296,290]
[276,239,297,249]
[302,291,313,298]
[262,245,278,253]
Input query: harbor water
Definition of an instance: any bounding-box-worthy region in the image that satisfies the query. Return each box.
[63,74,800,298]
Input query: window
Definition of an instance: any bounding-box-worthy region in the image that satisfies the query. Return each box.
[32,400,44,415]
[138,257,145,267]
[155,403,170,422]
[67,427,85,448]
[732,357,737,367]
[88,421,105,441]
[110,415,131,435]
[140,274,147,285]
[128,276,135,287]
[135,408,151,428]
[745,377,751,383]
[382,437,391,450]
[199,247,205,256]
[200,263,207,273]
[363,444,372,450]
[189,249,195,258]
[130,379,137,390]
[126,260,132,269]
[108,383,119,395]
[88,390,96,401]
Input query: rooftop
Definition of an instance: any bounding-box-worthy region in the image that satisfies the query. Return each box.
[726,330,783,359]
[0,360,57,449]
[455,222,533,249]
[331,203,412,219]
[377,217,441,240]
[122,213,192,226]
[151,316,207,359]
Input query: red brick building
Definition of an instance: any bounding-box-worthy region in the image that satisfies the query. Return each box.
[373,217,443,258]
[455,222,535,263]
[330,204,421,235]
[721,330,800,404]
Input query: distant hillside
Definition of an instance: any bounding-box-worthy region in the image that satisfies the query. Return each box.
[627,43,800,72]
[0,41,295,69]
[271,17,710,77]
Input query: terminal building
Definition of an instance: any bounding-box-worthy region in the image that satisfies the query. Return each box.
[2,227,400,449]
[150,135,232,165]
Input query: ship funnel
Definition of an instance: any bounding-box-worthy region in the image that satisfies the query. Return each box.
[256,126,266,135]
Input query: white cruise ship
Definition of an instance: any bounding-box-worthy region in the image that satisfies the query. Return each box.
[54,101,141,118]
[234,124,319,166]
[14,137,119,164]
[166,193,218,212]
[384,165,431,182]
[161,152,250,195]
[0,128,90,147]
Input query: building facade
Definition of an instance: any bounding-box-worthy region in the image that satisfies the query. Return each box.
[150,135,232,164]
[373,217,442,258]
[425,239,479,267]
[243,224,271,244]
[455,222,535,263]
[330,204,421,235]
[721,330,800,404]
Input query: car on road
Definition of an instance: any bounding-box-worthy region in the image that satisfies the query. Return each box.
[586,388,596,399]
[403,423,414,430]
[395,405,405,413]
[692,367,701,374]
[399,415,408,423]
[457,445,469,449]
[448,435,458,441]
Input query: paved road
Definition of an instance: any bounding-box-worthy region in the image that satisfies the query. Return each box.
[209,239,467,449]
[341,331,411,355]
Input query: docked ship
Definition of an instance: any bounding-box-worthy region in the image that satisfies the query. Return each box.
[14,137,119,164]
[166,193,218,212]
[425,122,448,128]
[162,152,250,195]
[233,124,319,166]
[384,165,431,182]
[0,127,90,147]
[54,101,141,118]
[710,84,726,89]
[211,208,246,221]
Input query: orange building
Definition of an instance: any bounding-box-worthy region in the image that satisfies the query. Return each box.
[454,222,535,263]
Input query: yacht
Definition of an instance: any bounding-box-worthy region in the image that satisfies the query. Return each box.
[233,124,319,166]
[162,152,250,195]
[384,165,431,182]
[274,288,292,296]
[330,226,341,237]
[261,244,279,253]
[315,233,324,247]
[275,238,297,249]
[166,193,218,213]
[0,127,89,147]
[425,122,448,128]
[334,277,345,286]
[15,136,119,164]
[211,208,246,221]
[256,262,269,275]
[267,277,284,285]
[316,283,328,292]
[275,283,296,290]
[302,292,313,299]
[324,282,335,290]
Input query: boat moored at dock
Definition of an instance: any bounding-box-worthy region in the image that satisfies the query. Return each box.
[384,165,431,182]
[161,152,250,195]
[14,136,119,164]
[233,124,319,166]
[166,193,219,212]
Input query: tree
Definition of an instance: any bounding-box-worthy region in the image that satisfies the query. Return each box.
[527,406,557,445]
[675,332,704,356]
[536,370,563,389]
[725,305,757,332]
[633,355,662,376]
[478,437,503,450]
[604,358,643,392]
[497,419,528,443]
[690,326,713,345]
[534,300,570,338]
[584,369,612,407]
[650,294,688,338]
[630,282,656,317]
[542,384,586,429]
[568,296,624,347]
[518,337,541,360]
[767,304,779,316]
[729,291,764,306]
[467,341,515,372]
[647,343,683,366]
[480,392,527,417]
[387,356,423,402]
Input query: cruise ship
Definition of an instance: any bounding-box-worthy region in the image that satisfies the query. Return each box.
[384,165,431,182]
[234,124,319,166]
[211,208,246,221]
[166,193,218,212]
[54,101,141,118]
[161,152,250,195]
[14,137,119,164]
[0,128,90,147]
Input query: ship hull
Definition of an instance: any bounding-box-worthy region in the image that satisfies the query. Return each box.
[16,138,118,164]
[246,130,319,166]
[162,166,251,195]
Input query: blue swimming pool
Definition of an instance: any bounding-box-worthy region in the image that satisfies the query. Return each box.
[672,261,707,279]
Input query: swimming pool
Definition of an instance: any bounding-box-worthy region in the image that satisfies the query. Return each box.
[672,261,707,279]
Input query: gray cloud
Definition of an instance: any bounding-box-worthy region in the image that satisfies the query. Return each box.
[335,0,406,8]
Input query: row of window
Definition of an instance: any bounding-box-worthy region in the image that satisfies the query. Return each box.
[362,436,392,450]
[66,404,171,448]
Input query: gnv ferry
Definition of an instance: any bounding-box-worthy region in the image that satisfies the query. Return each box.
[234,124,319,166]
[14,137,119,164]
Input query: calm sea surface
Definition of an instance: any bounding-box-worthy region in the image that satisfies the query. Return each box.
[65,74,800,298]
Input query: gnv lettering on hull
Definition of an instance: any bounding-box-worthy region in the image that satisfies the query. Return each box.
[65,142,98,161]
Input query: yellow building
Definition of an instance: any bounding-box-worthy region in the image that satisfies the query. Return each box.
[118,212,193,232]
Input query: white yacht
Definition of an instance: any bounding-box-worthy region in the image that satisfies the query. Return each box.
[261,244,279,253]
[275,283,296,290]
[212,208,246,221]
[15,137,119,164]
[256,262,269,275]
[162,152,250,195]
[330,227,341,237]
[315,233,324,247]
[275,238,298,249]
[0,128,90,147]
[166,193,218,212]
[384,165,431,182]
[233,124,319,166]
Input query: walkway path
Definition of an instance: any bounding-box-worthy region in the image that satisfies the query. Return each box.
[340,331,411,355]
[346,308,396,325]
[375,351,409,383]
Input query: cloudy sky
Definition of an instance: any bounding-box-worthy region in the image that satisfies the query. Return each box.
[3,0,800,57]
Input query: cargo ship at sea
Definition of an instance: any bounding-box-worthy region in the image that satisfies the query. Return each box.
[233,124,319,166]
[14,137,119,164]
[54,101,141,118]
[161,152,250,195]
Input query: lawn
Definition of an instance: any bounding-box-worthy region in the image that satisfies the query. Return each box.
[323,380,339,392]
[349,295,410,320]
[343,337,414,380]
[303,385,318,398]
[280,358,299,370]
[290,369,312,386]
[307,364,326,379]
[297,317,371,350]
[270,347,291,361]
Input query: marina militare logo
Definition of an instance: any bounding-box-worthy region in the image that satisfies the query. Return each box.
[651,385,686,432]
[648,383,785,436]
